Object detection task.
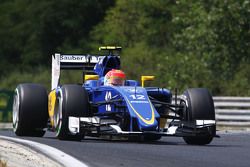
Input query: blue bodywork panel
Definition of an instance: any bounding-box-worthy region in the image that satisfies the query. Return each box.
[83,55,172,132]
[94,55,121,77]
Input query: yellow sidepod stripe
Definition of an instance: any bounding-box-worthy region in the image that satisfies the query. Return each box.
[124,96,155,125]
[48,90,56,126]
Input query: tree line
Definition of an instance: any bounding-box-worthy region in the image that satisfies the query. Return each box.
[0,0,249,95]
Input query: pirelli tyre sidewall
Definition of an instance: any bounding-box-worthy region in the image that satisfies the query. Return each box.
[55,84,89,141]
[182,88,216,145]
[13,84,48,137]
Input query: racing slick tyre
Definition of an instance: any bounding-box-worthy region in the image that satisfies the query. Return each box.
[181,88,216,145]
[54,85,90,141]
[13,84,48,137]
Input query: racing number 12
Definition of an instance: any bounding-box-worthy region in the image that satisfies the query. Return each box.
[129,94,145,100]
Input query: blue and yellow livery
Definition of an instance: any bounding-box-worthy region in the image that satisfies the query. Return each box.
[12,46,217,145]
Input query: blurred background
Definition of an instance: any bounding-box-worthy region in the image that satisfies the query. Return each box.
[0,0,249,121]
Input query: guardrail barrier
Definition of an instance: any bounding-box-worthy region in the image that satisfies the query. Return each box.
[214,97,250,127]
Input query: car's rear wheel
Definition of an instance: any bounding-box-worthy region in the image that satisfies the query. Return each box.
[54,85,90,141]
[181,88,216,145]
[13,84,48,137]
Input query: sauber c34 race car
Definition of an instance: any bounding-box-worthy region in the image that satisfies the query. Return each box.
[12,46,217,145]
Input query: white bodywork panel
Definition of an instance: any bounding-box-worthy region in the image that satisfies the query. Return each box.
[166,126,178,135]
[196,120,216,126]
[68,117,80,134]
[51,53,61,90]
[51,53,104,90]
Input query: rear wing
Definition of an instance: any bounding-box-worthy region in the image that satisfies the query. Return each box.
[51,53,104,90]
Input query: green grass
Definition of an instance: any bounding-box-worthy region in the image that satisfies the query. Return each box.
[0,99,7,109]
[0,112,12,122]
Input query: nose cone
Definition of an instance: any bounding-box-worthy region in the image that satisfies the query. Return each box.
[113,86,160,131]
[126,96,159,131]
[137,117,159,131]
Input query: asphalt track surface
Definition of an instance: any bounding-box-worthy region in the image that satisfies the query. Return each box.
[0,130,250,167]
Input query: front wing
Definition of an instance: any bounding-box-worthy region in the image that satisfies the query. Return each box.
[68,116,216,138]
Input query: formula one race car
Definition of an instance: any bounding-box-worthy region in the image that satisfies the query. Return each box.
[12,46,217,145]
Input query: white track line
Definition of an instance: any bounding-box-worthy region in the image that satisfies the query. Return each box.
[0,135,88,167]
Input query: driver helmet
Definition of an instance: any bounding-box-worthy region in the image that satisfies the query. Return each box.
[104,69,126,86]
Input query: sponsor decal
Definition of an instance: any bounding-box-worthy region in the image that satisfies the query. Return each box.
[105,91,112,111]
[60,55,87,62]
[60,55,103,63]
[123,87,144,93]
[130,101,149,104]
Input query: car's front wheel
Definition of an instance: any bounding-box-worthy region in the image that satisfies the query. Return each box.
[54,85,90,141]
[181,88,216,145]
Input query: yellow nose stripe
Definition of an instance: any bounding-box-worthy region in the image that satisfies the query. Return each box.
[125,96,155,125]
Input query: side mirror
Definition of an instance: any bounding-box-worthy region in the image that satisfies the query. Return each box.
[84,75,99,81]
[141,76,155,87]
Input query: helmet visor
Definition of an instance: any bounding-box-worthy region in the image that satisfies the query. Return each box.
[109,77,125,86]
